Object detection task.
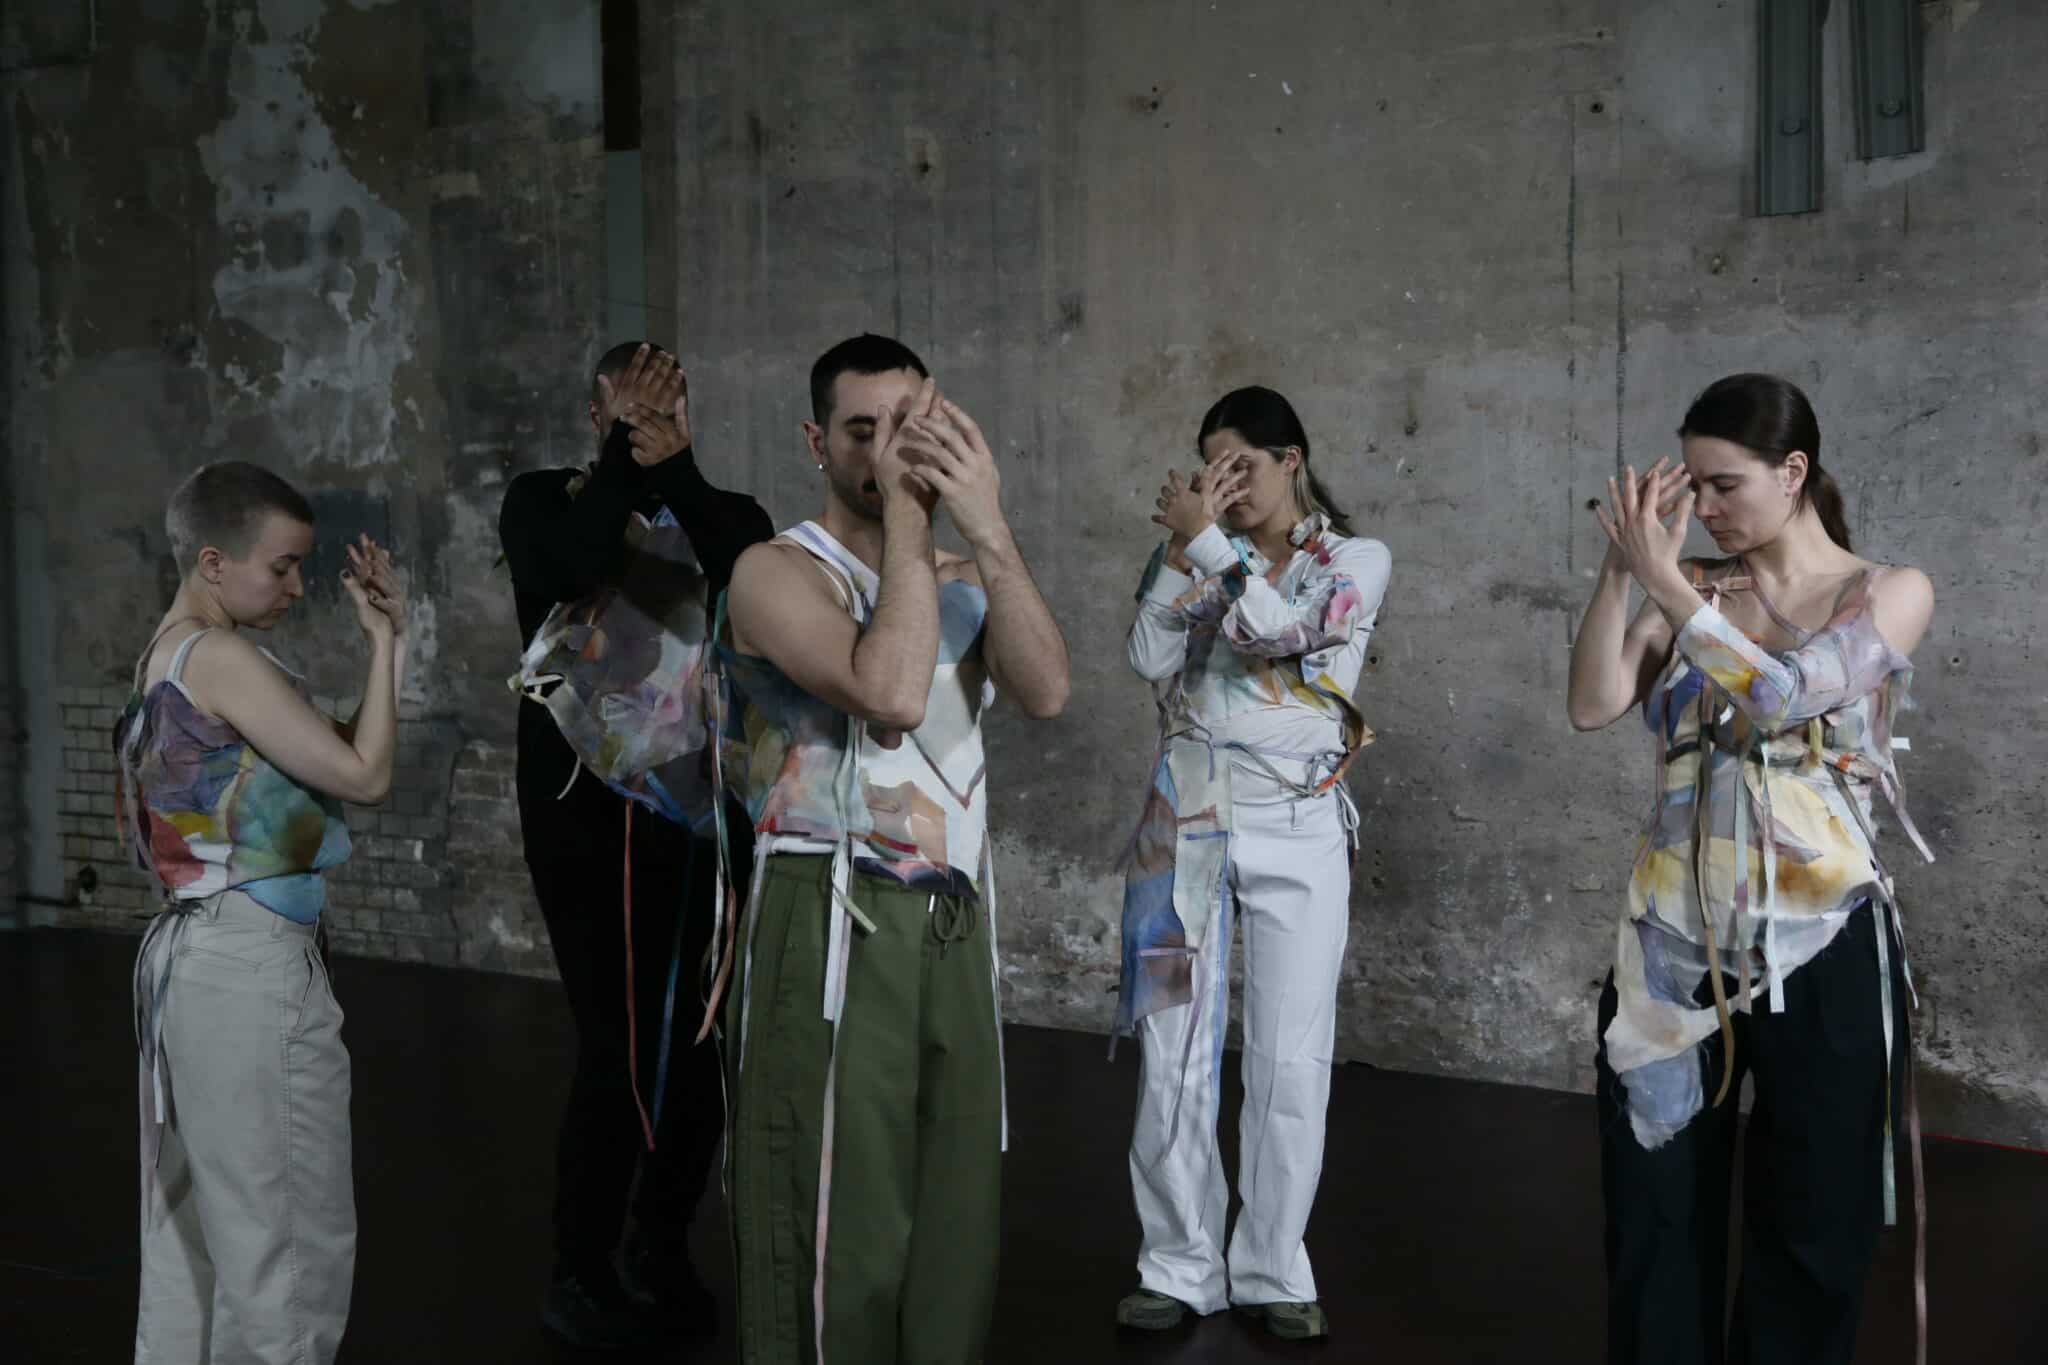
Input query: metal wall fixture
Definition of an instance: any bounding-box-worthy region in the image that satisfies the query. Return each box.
[1848,0,1926,160]
[1757,0,1828,216]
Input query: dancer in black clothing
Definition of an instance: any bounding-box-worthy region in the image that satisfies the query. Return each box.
[499,343,771,1350]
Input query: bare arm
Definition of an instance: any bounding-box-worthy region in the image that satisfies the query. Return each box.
[335,637,405,745]
[1569,463,1692,731]
[1567,547,1678,731]
[1593,458,1933,729]
[186,629,397,806]
[898,397,1068,718]
[959,528,1070,718]
[336,539,407,741]
[729,386,943,730]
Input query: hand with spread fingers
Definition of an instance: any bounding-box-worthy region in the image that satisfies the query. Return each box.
[872,376,945,515]
[1595,457,1695,591]
[621,364,691,468]
[341,534,404,641]
[595,343,663,426]
[1152,456,1249,548]
[595,345,691,467]
[898,397,1008,549]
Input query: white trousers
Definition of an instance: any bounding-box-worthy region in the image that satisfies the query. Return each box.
[133,890,355,1364]
[1129,789,1351,1312]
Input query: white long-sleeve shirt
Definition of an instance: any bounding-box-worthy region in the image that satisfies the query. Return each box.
[1127,515,1391,796]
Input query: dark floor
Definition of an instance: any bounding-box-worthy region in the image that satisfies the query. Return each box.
[2,929,2042,1364]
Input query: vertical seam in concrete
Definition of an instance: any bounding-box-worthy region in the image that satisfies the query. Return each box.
[1566,100,1578,591]
[1612,95,1627,477]
[1614,264,1627,474]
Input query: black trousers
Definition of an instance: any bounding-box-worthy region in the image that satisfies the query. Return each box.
[1596,903,1909,1365]
[523,792,728,1278]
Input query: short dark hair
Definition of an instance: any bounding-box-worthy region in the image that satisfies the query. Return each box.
[166,462,316,568]
[590,340,673,405]
[1678,372,1850,551]
[809,334,928,425]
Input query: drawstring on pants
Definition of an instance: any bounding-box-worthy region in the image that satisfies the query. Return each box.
[932,892,975,958]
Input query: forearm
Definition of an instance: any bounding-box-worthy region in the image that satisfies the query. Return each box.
[343,634,399,802]
[1640,564,1709,635]
[1673,597,1889,728]
[972,524,1070,717]
[500,430,644,603]
[1128,543,1192,681]
[1211,537,1390,661]
[853,498,941,726]
[338,636,406,743]
[655,445,773,592]
[1566,558,1639,727]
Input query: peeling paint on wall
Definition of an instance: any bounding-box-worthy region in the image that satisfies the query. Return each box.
[198,6,415,469]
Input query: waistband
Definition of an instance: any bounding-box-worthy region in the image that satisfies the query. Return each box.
[760,845,978,905]
[164,885,321,934]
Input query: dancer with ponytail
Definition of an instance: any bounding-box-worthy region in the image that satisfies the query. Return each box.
[1569,374,1936,1365]
[1114,386,1390,1341]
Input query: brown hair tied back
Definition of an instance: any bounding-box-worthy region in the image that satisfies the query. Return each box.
[1679,373,1851,551]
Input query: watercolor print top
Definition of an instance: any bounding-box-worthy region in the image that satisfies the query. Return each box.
[716,521,993,901]
[115,628,352,925]
[510,504,719,833]
[1115,512,1392,1035]
[1603,560,1933,1129]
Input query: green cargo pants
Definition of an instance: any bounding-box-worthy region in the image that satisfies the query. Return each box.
[724,854,1003,1364]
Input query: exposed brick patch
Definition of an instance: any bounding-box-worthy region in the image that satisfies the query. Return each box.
[51,701,550,977]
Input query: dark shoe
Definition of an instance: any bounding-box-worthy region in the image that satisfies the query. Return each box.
[1115,1288,1189,1330]
[620,1246,717,1335]
[1237,1299,1330,1340]
[541,1268,665,1352]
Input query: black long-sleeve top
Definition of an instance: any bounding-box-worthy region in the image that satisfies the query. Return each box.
[500,422,774,840]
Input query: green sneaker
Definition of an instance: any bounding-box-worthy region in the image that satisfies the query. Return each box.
[1238,1299,1330,1340]
[1115,1288,1189,1330]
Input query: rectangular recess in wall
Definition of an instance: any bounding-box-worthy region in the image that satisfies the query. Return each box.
[1757,0,1826,216]
[302,492,392,604]
[601,0,646,344]
[600,0,641,153]
[1849,0,1925,159]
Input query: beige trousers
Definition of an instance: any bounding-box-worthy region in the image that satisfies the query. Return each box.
[132,889,355,1364]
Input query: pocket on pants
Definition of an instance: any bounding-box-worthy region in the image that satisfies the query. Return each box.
[177,912,297,973]
[286,946,342,1041]
[177,942,269,971]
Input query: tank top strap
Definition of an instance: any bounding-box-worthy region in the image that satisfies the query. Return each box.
[165,627,214,686]
[132,618,211,692]
[778,521,876,623]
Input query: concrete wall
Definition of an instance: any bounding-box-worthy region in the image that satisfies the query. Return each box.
[2,0,603,966]
[5,1,2043,1144]
[646,0,2047,1146]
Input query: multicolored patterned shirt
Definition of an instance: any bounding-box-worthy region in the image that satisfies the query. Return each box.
[509,504,719,832]
[1603,560,1933,1147]
[1116,513,1391,1034]
[115,628,352,924]
[717,521,993,899]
